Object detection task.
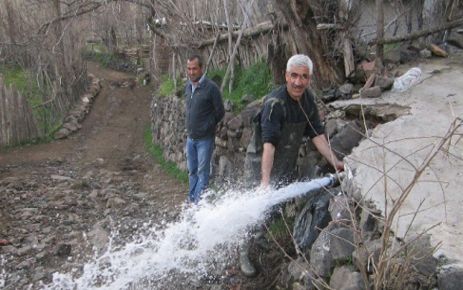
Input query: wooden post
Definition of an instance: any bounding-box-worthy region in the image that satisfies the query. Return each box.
[376,0,384,70]
[339,0,355,78]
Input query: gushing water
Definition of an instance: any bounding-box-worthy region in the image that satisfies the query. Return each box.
[43,175,337,290]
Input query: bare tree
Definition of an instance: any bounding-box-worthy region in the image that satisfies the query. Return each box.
[273,0,343,87]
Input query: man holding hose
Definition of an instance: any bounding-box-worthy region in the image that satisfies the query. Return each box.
[241,54,344,276]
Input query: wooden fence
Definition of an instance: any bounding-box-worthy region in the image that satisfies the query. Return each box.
[0,76,40,147]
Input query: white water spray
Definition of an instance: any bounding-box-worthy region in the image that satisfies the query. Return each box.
[43,175,339,290]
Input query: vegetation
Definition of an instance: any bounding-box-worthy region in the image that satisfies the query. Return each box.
[211,59,273,110]
[158,59,273,111]
[82,45,138,73]
[0,65,39,101]
[158,75,184,97]
[0,65,57,141]
[144,127,188,183]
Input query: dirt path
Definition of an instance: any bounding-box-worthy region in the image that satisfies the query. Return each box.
[0,62,186,198]
[0,62,187,289]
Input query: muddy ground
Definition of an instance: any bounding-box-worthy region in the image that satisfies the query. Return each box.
[0,63,189,289]
[0,63,283,290]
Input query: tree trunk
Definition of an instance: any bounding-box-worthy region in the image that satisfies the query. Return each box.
[268,25,288,85]
[273,0,342,88]
[376,0,384,70]
[4,0,17,45]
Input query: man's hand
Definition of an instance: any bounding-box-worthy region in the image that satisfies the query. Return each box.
[333,159,345,172]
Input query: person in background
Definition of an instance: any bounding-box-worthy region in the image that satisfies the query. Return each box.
[184,54,225,204]
[240,54,344,276]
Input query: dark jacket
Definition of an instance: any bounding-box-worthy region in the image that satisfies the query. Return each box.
[260,85,324,146]
[185,76,225,139]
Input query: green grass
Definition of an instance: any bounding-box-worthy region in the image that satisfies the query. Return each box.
[230,60,273,100]
[144,127,188,183]
[82,50,119,68]
[266,215,293,241]
[158,75,184,97]
[215,59,274,111]
[0,65,57,140]
[81,44,138,72]
[0,65,38,100]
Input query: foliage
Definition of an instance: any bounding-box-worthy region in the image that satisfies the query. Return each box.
[158,75,184,97]
[209,59,274,111]
[158,60,273,110]
[266,214,294,243]
[0,65,57,141]
[81,46,138,73]
[144,127,188,183]
[0,65,38,100]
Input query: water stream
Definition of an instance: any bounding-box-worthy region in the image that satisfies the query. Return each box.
[42,175,338,290]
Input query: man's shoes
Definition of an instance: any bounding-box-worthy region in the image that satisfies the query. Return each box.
[239,247,257,277]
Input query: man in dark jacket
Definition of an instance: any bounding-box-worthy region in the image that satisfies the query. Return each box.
[240,54,344,276]
[185,55,225,203]
[245,54,344,189]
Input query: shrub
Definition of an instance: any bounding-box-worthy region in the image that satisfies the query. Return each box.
[0,65,56,140]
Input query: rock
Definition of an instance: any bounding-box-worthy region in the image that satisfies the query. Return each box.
[239,247,257,277]
[359,86,382,98]
[239,127,252,149]
[352,238,382,273]
[0,239,11,246]
[399,45,420,63]
[438,266,463,290]
[32,266,47,281]
[55,244,72,257]
[17,245,32,256]
[54,128,70,139]
[384,47,402,64]
[338,83,354,95]
[359,206,381,238]
[2,245,18,255]
[87,223,109,254]
[215,137,227,148]
[16,258,35,270]
[328,194,352,223]
[293,192,331,252]
[224,99,233,112]
[329,121,363,159]
[227,116,243,131]
[420,48,432,58]
[51,175,74,181]
[374,76,394,91]
[447,32,463,49]
[325,119,342,138]
[310,224,334,277]
[330,227,355,262]
[329,265,365,290]
[405,234,438,277]
[321,89,337,103]
[358,60,376,78]
[222,112,235,126]
[218,155,233,179]
[287,258,311,282]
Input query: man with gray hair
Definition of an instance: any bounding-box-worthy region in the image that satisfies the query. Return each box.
[240,54,344,276]
[245,54,344,189]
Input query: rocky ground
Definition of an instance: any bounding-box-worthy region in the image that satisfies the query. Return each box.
[0,63,187,289]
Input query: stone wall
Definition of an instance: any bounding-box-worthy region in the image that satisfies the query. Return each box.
[150,94,259,180]
[150,94,188,171]
[149,94,365,184]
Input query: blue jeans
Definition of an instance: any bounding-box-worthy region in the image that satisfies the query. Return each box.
[186,136,214,203]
